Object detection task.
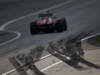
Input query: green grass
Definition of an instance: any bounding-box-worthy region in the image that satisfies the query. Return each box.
[95,35,100,42]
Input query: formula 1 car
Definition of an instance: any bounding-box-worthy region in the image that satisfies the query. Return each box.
[30,12,67,35]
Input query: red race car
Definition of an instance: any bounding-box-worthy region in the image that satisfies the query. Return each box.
[30,12,67,35]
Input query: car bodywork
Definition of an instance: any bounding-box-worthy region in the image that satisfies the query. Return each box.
[30,13,67,35]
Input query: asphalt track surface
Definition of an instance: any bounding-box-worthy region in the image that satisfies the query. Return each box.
[0,0,100,55]
[0,0,71,54]
[0,0,68,54]
[0,0,100,74]
[0,0,67,25]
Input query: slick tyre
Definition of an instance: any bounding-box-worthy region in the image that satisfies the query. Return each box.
[30,22,38,35]
[56,18,67,32]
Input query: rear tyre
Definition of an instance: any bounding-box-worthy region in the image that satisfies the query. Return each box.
[62,18,67,30]
[30,22,38,35]
[55,18,67,32]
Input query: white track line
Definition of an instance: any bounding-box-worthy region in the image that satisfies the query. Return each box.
[41,61,62,72]
[2,61,62,75]
[40,54,51,60]
[0,30,21,46]
[82,33,100,41]
[1,54,60,75]
[2,69,16,75]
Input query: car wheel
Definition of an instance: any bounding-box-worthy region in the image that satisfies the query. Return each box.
[30,22,38,35]
[62,18,67,31]
[55,18,67,32]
